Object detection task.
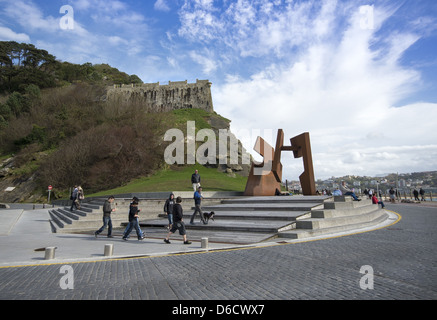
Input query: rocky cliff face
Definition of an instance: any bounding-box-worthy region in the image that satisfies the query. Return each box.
[106,80,214,113]
[0,80,252,203]
[0,157,40,203]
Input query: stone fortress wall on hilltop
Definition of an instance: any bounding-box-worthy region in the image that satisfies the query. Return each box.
[106,79,214,113]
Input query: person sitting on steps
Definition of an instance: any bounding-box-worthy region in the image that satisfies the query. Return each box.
[339,181,361,201]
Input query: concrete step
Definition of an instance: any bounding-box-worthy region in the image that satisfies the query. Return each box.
[80,202,101,210]
[201,202,322,212]
[159,210,311,221]
[279,211,388,240]
[296,208,386,230]
[323,199,372,210]
[63,204,99,214]
[49,209,73,225]
[58,208,86,218]
[49,211,64,229]
[221,195,329,204]
[49,204,125,233]
[138,218,296,233]
[311,203,380,218]
[52,218,126,234]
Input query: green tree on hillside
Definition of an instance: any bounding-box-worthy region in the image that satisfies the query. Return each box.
[0,41,58,93]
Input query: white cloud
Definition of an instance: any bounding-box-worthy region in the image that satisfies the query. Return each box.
[189,50,217,75]
[0,26,30,42]
[107,35,128,46]
[154,0,171,12]
[2,0,59,33]
[209,1,437,180]
[178,0,344,58]
[178,0,225,42]
[72,0,127,12]
[1,0,435,180]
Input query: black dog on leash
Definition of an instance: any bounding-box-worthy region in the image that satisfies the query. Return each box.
[203,211,215,224]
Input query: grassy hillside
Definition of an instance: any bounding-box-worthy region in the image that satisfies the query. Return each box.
[0,42,251,203]
[88,165,248,197]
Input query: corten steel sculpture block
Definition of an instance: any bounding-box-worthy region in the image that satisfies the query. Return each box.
[243,136,281,196]
[289,132,316,196]
[244,130,316,196]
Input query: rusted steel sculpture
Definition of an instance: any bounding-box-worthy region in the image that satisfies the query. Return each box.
[243,136,281,196]
[244,130,316,196]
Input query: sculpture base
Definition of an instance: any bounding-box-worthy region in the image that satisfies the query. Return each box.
[243,167,281,196]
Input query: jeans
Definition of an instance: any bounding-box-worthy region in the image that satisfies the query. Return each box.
[377,201,385,208]
[345,192,359,201]
[190,204,205,223]
[70,197,78,211]
[123,218,144,238]
[124,219,143,239]
[97,216,112,236]
[167,213,173,225]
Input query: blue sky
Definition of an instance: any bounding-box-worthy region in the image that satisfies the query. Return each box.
[1,0,436,180]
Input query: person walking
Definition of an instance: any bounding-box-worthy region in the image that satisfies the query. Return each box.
[76,186,84,210]
[190,186,206,224]
[164,193,175,230]
[122,197,144,239]
[191,169,201,192]
[419,188,426,201]
[123,200,144,241]
[389,187,396,203]
[70,185,79,211]
[413,188,420,201]
[95,195,116,238]
[164,196,191,245]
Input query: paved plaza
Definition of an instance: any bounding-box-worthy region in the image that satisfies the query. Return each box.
[0,202,436,303]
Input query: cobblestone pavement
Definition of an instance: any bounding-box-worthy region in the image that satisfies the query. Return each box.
[0,204,436,302]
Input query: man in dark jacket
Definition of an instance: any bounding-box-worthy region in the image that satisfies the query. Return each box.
[191,169,201,191]
[123,200,144,241]
[70,185,78,211]
[164,193,175,230]
[419,188,426,201]
[95,195,115,238]
[164,196,191,244]
[413,189,420,201]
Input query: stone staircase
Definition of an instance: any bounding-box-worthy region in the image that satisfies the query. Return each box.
[48,194,233,234]
[141,196,329,243]
[48,195,388,244]
[48,200,125,233]
[278,196,388,240]
[139,195,387,243]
